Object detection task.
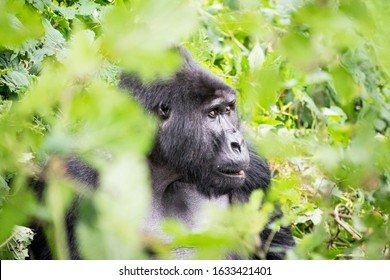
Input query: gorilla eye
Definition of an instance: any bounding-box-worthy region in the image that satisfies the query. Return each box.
[208,109,218,118]
[225,106,232,114]
[158,103,170,120]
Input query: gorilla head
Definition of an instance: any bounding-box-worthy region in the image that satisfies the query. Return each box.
[119,48,252,197]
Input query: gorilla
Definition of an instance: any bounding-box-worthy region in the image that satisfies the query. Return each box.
[29,47,294,260]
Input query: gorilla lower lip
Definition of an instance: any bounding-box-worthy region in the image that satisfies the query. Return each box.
[219,169,245,176]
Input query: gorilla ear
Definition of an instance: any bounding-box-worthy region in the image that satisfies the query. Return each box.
[158,102,170,120]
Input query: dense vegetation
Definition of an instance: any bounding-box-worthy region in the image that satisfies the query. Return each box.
[0,0,389,260]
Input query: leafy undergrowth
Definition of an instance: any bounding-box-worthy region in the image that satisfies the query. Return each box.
[1,0,389,259]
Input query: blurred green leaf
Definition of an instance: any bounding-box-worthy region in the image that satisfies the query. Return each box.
[0,187,36,244]
[0,176,10,208]
[330,65,358,105]
[100,0,198,80]
[0,0,44,49]
[295,208,323,226]
[240,55,283,113]
[77,155,151,259]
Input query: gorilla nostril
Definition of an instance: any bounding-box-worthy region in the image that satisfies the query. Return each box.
[231,142,241,153]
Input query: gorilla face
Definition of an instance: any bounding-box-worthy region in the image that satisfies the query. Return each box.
[148,61,250,197]
[201,92,251,192]
[119,47,252,197]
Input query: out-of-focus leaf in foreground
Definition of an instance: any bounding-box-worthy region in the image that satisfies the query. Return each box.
[0,0,43,49]
[101,0,198,80]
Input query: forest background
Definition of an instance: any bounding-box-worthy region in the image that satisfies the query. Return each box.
[0,0,389,260]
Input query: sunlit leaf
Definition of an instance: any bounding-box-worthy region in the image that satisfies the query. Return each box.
[0,0,44,48]
[100,0,198,79]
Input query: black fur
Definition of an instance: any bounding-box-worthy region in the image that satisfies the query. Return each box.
[29,160,97,260]
[30,47,294,259]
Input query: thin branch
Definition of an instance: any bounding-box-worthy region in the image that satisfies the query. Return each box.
[333,204,362,241]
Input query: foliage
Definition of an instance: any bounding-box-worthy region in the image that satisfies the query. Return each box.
[0,0,389,260]
[0,226,35,260]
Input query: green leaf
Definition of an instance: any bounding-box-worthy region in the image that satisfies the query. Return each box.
[0,189,36,244]
[248,43,265,70]
[0,226,34,260]
[77,155,151,259]
[100,0,198,79]
[0,0,44,48]
[0,176,10,209]
[295,208,323,226]
[330,65,358,105]
[240,55,283,113]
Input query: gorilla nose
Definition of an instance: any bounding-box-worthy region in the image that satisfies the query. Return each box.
[231,141,241,153]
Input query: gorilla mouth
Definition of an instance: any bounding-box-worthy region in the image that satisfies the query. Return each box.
[218,168,245,177]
